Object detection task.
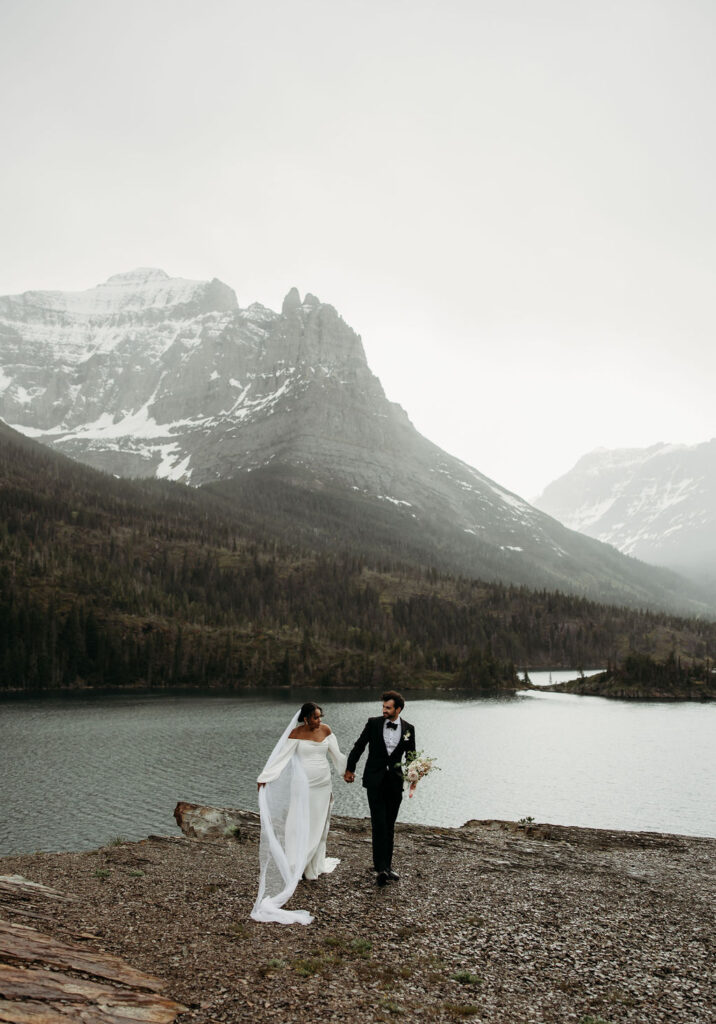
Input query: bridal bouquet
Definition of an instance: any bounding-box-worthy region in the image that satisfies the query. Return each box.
[403,750,440,796]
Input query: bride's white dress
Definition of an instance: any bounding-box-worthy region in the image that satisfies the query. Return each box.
[251,724,347,925]
[256,734,346,879]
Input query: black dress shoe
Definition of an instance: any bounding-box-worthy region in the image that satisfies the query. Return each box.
[376,870,389,887]
[387,870,400,881]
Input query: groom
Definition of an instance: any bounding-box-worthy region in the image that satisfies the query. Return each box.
[344,690,416,886]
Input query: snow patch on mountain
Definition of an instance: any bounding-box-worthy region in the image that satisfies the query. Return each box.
[156,445,192,482]
[535,441,716,576]
[377,495,413,508]
[3,268,715,612]
[15,268,207,317]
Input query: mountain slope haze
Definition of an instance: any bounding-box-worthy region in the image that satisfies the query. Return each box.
[535,442,716,597]
[1,269,713,615]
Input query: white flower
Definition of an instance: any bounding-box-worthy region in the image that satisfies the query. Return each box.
[401,750,440,786]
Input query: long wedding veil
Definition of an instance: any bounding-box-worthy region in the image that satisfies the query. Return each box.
[251,711,313,925]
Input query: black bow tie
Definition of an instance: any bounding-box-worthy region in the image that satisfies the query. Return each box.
[386,721,398,730]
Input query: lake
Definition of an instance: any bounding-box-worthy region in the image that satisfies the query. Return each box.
[1,673,714,855]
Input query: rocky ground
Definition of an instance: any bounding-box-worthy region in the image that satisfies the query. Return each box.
[1,813,714,1024]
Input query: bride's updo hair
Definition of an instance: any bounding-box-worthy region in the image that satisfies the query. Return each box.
[299,701,322,724]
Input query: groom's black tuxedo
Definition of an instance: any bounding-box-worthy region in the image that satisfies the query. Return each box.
[347,716,416,874]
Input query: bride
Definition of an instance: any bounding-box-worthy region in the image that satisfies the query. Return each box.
[251,701,347,924]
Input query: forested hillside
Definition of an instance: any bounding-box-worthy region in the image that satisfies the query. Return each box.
[2,423,715,694]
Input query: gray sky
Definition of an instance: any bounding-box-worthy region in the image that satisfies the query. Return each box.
[1,0,714,499]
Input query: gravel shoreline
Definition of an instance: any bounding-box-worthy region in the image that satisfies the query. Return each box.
[1,813,714,1024]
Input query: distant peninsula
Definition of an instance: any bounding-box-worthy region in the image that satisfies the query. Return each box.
[541,653,716,701]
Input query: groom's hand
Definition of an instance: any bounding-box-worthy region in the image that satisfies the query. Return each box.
[343,770,355,783]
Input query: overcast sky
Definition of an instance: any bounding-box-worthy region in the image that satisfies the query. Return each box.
[1,0,714,499]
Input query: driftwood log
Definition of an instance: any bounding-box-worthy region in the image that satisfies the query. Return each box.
[0,875,187,1024]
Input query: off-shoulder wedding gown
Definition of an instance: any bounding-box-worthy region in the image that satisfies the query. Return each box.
[256,733,346,878]
[251,725,347,924]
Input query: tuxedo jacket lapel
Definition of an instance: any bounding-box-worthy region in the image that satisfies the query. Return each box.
[347,715,415,788]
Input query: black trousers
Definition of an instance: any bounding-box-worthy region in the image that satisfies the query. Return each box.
[366,779,403,872]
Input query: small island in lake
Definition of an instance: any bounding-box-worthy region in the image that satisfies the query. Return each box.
[541,653,716,701]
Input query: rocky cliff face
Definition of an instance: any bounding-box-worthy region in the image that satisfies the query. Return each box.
[1,269,712,611]
[0,269,389,484]
[534,442,716,588]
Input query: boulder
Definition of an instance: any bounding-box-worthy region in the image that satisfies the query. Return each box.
[172,801,259,841]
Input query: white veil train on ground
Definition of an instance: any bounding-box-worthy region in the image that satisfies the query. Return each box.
[250,711,314,925]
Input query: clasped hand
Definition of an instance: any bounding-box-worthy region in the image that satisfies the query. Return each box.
[343,770,355,783]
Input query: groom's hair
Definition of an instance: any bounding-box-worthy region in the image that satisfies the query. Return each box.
[382,690,404,710]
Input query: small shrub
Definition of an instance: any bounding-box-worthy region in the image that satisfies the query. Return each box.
[259,957,287,976]
[381,965,412,981]
[293,958,322,976]
[380,1000,403,1015]
[351,937,372,958]
[445,1004,480,1018]
[452,970,482,986]
[94,869,111,880]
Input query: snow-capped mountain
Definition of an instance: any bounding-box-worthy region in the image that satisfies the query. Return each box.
[534,442,716,585]
[0,269,711,612]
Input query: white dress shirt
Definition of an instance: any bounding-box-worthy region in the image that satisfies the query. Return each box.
[383,716,402,754]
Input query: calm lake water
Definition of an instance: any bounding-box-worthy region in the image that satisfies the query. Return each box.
[1,673,715,855]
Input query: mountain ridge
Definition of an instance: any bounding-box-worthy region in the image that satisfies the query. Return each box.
[534,440,716,597]
[1,268,713,615]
